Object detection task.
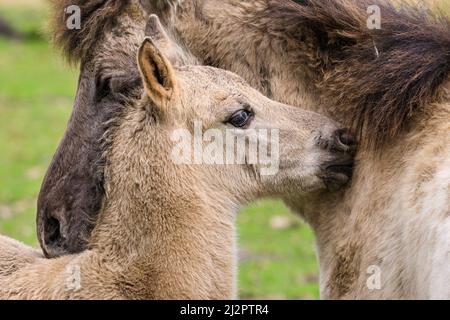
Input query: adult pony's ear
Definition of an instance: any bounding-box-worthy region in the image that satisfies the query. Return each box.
[145,14,183,66]
[138,37,177,112]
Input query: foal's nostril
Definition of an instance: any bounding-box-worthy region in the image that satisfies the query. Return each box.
[337,129,355,146]
[316,128,357,154]
[335,129,356,152]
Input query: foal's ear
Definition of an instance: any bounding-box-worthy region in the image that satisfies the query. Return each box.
[138,37,177,110]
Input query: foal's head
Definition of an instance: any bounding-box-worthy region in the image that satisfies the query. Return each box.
[110,18,355,206]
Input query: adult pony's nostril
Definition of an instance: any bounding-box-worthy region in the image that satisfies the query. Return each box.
[39,207,68,258]
[45,217,61,244]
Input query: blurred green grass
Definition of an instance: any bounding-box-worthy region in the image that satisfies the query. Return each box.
[0,2,320,299]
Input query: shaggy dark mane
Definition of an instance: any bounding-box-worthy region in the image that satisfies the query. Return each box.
[50,0,132,63]
[268,0,450,148]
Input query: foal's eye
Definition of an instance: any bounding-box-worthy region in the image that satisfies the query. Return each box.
[227,109,254,128]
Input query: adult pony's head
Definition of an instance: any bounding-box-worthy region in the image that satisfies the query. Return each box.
[37,0,145,257]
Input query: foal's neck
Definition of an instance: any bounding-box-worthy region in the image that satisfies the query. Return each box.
[90,122,238,299]
[106,201,237,299]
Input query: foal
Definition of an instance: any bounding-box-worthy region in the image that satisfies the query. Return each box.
[0,34,354,299]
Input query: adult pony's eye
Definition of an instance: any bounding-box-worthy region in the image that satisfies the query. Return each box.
[96,74,142,102]
[227,109,254,128]
[96,76,112,101]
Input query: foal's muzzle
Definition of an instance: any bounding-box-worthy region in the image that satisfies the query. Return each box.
[317,128,357,191]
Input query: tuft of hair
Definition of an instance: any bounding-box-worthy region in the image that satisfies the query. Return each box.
[50,0,132,64]
[268,0,450,149]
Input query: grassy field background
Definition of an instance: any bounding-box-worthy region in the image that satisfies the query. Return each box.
[0,0,318,299]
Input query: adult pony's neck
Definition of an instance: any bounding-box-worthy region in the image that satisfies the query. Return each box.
[158,0,450,150]
[266,0,450,149]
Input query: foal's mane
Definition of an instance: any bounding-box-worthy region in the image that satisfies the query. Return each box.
[268,0,450,148]
[50,0,133,63]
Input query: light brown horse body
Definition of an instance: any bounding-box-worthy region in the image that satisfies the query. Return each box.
[141,0,450,298]
[0,16,354,299]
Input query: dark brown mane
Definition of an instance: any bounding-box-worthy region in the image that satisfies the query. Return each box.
[268,0,450,148]
[50,0,132,63]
